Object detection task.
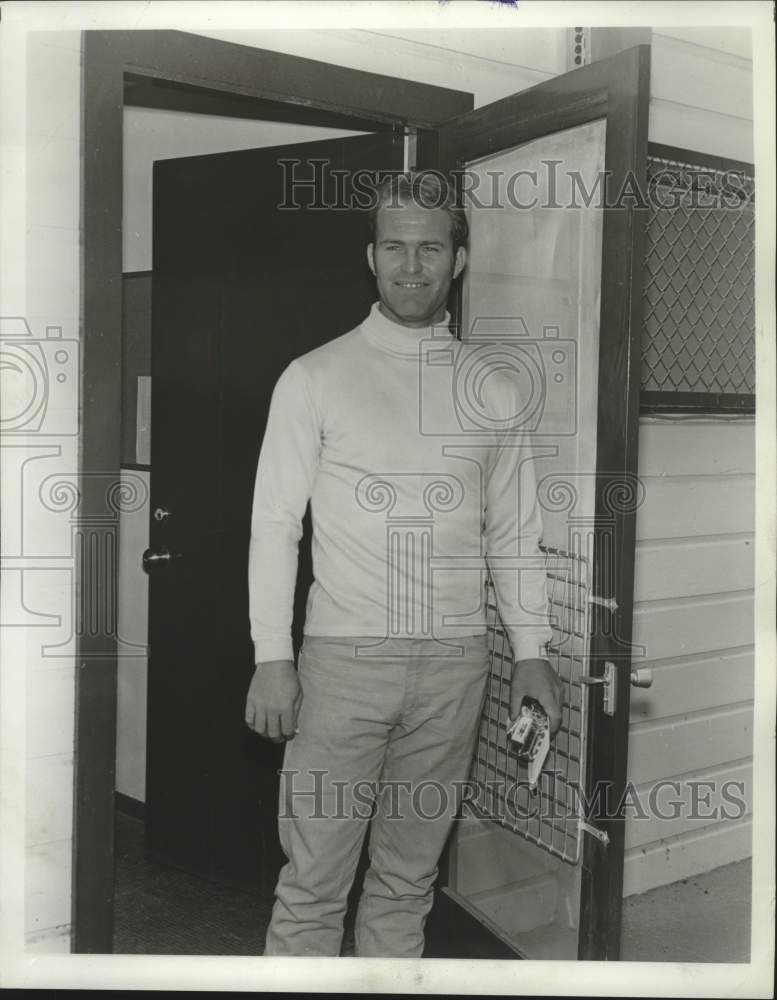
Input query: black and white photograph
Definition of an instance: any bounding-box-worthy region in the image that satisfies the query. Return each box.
[0,1,774,994]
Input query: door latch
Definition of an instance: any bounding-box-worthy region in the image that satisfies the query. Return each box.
[581,663,654,716]
[580,661,618,715]
[579,819,609,846]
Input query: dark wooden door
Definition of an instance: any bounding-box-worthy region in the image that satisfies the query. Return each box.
[419,45,651,960]
[146,132,403,894]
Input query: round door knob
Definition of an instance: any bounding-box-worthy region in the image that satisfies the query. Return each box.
[630,667,653,688]
[142,546,181,573]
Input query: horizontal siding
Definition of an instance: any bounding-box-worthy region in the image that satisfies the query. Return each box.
[635,476,754,539]
[632,591,753,661]
[654,27,752,61]
[634,537,753,601]
[648,29,753,161]
[362,27,566,75]
[651,32,753,121]
[638,421,755,477]
[625,760,752,850]
[628,703,753,787]
[623,816,753,897]
[197,27,561,108]
[627,417,755,894]
[648,102,753,163]
[629,649,753,721]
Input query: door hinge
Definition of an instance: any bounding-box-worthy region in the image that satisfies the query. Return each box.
[579,819,609,846]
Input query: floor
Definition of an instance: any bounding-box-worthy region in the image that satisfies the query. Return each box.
[113,810,751,961]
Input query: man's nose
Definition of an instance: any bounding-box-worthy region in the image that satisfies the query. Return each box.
[402,248,422,273]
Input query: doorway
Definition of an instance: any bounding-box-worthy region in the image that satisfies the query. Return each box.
[78,28,474,954]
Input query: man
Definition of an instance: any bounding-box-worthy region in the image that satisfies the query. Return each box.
[245,172,562,958]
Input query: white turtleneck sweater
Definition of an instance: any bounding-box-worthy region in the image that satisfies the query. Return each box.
[249,302,552,664]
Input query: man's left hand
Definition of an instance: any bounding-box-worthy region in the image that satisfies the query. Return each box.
[510,658,563,737]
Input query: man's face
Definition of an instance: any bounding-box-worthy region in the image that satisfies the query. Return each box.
[367,200,467,329]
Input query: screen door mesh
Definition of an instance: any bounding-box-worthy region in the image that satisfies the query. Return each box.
[467,543,593,865]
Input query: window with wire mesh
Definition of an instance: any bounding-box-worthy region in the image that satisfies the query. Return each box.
[641,150,755,412]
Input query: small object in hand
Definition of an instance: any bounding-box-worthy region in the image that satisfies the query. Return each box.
[506,696,551,789]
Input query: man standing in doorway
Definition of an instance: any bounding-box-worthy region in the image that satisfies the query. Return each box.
[245,172,562,957]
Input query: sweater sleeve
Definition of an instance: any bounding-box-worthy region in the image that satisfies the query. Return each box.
[248,360,322,664]
[482,376,553,663]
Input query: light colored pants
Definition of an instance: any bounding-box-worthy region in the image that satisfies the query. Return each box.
[263,634,491,957]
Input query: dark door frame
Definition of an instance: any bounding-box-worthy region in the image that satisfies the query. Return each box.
[77,28,474,954]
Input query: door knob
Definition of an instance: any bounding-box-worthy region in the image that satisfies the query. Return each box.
[630,667,653,688]
[142,546,181,573]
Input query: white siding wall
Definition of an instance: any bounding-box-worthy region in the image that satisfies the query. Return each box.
[624,418,755,896]
[649,27,753,160]
[621,25,754,896]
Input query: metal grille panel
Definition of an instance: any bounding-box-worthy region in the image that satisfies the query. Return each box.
[467,543,593,865]
[641,155,755,396]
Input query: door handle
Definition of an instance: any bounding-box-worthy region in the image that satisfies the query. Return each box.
[142,546,181,573]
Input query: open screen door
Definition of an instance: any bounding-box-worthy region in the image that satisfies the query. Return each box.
[420,46,650,960]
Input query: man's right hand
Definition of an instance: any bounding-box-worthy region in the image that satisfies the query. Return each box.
[245,660,302,742]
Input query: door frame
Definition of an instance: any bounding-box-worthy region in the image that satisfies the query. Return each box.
[77,28,474,954]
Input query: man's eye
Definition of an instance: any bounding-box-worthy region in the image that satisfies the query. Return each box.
[422,246,440,253]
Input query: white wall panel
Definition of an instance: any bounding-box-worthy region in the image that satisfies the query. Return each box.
[627,415,755,895]
[651,33,753,121]
[632,592,754,661]
[623,816,753,897]
[635,476,755,540]
[629,649,754,722]
[627,704,753,787]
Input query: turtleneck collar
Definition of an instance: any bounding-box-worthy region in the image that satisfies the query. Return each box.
[359,301,453,359]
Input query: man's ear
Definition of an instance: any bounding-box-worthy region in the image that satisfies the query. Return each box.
[453,245,467,280]
[366,243,376,276]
